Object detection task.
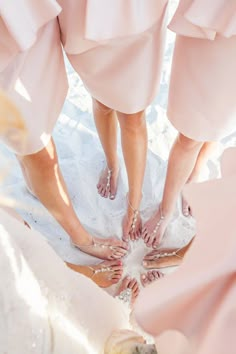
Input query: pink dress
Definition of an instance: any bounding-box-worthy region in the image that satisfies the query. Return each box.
[0,0,68,155]
[58,0,169,114]
[167,0,236,141]
[0,208,129,354]
[134,146,236,354]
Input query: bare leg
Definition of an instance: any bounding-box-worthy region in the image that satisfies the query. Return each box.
[117,110,147,241]
[182,142,218,216]
[17,137,128,260]
[93,99,119,199]
[142,133,204,248]
[66,259,123,288]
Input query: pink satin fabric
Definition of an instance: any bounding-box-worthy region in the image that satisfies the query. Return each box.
[58,0,169,113]
[169,0,236,39]
[167,0,236,141]
[0,0,61,71]
[58,0,168,53]
[0,1,68,155]
[134,147,236,354]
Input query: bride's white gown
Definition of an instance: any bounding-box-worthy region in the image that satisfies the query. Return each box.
[0,209,130,354]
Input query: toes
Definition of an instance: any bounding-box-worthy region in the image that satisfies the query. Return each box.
[183,209,189,217]
[115,240,129,250]
[147,271,155,282]
[120,240,129,250]
[128,278,137,289]
[130,231,135,241]
[135,230,140,240]
[113,252,126,259]
[108,260,123,267]
[128,278,139,297]
[132,281,139,294]
[97,186,103,195]
[114,247,128,256]
[100,187,106,197]
[143,250,158,260]
[142,260,152,268]
[146,236,154,248]
[112,279,121,284]
[112,273,122,279]
[122,275,131,288]
[103,188,109,198]
[112,254,123,259]
[122,234,129,242]
[152,237,160,249]
[106,238,128,251]
[141,227,147,239]
[143,234,150,244]
[111,277,120,284]
[152,270,163,279]
[112,266,123,272]
[140,273,149,287]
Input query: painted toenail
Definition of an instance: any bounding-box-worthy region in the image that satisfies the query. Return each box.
[143,261,147,266]
[142,275,146,279]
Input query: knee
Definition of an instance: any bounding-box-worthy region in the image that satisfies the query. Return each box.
[118,110,146,133]
[177,133,204,152]
[19,139,58,170]
[92,98,113,115]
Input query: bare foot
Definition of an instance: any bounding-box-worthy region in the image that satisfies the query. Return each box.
[115,276,139,306]
[71,235,129,261]
[67,260,123,288]
[143,237,195,269]
[97,165,119,200]
[122,212,142,242]
[140,270,164,287]
[122,197,142,241]
[181,194,192,217]
[142,205,171,249]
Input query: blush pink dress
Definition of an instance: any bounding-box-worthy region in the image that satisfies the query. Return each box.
[0,208,130,354]
[58,0,169,114]
[167,0,236,141]
[0,0,68,155]
[134,146,236,354]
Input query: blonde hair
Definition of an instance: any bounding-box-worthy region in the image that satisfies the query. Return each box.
[0,91,27,207]
[0,90,27,137]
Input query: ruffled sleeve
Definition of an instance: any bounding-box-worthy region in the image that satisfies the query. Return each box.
[169,0,236,39]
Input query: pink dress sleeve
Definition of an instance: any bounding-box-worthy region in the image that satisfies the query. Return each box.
[134,147,236,354]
